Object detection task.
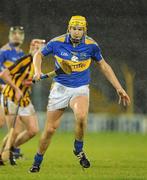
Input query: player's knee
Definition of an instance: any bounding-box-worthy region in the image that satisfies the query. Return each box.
[46,126,57,135]
[75,112,87,128]
[75,111,87,122]
[28,127,39,137]
[13,130,20,137]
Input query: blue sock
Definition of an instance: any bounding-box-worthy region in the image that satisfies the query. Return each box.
[34,153,43,166]
[74,139,83,153]
[13,148,20,154]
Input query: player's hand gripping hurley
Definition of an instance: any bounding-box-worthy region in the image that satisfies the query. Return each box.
[33,60,72,83]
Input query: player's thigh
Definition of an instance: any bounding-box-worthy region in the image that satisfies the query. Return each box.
[70,96,89,117]
[0,106,5,127]
[45,109,65,129]
[5,115,22,132]
[20,114,39,132]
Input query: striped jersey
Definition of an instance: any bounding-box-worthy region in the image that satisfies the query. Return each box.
[2,54,34,107]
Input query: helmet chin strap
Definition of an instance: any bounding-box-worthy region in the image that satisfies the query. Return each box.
[11,42,21,47]
[70,36,81,44]
[71,38,80,43]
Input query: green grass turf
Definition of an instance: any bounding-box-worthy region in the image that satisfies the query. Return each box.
[0,131,147,180]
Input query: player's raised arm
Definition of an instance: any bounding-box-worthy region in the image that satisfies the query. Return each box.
[97,58,130,106]
[33,39,53,81]
[33,51,43,81]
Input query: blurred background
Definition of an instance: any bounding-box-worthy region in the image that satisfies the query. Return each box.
[0,0,147,132]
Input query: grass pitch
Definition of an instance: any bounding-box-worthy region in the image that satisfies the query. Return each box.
[0,131,147,180]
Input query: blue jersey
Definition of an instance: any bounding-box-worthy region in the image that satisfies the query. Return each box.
[41,34,102,87]
[0,43,25,84]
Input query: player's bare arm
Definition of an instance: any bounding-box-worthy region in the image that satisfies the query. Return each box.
[0,69,22,101]
[97,58,131,106]
[33,51,43,80]
[22,39,46,87]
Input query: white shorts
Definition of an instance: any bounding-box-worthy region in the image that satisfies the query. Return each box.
[1,95,35,116]
[47,82,89,111]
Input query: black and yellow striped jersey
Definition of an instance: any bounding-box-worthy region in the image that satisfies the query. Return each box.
[2,54,34,107]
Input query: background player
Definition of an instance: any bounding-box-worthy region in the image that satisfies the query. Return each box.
[0,38,45,165]
[0,26,25,128]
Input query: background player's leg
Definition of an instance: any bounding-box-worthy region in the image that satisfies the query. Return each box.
[0,106,5,128]
[0,115,22,165]
[14,114,39,147]
[6,115,24,158]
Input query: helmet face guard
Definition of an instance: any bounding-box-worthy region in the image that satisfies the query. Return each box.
[9,26,25,46]
[9,26,24,32]
[68,15,87,33]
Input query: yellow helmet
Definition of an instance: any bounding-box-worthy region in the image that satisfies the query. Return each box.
[68,15,87,32]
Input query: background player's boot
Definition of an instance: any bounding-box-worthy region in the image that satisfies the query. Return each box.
[13,148,23,159]
[73,150,90,168]
[9,147,17,165]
